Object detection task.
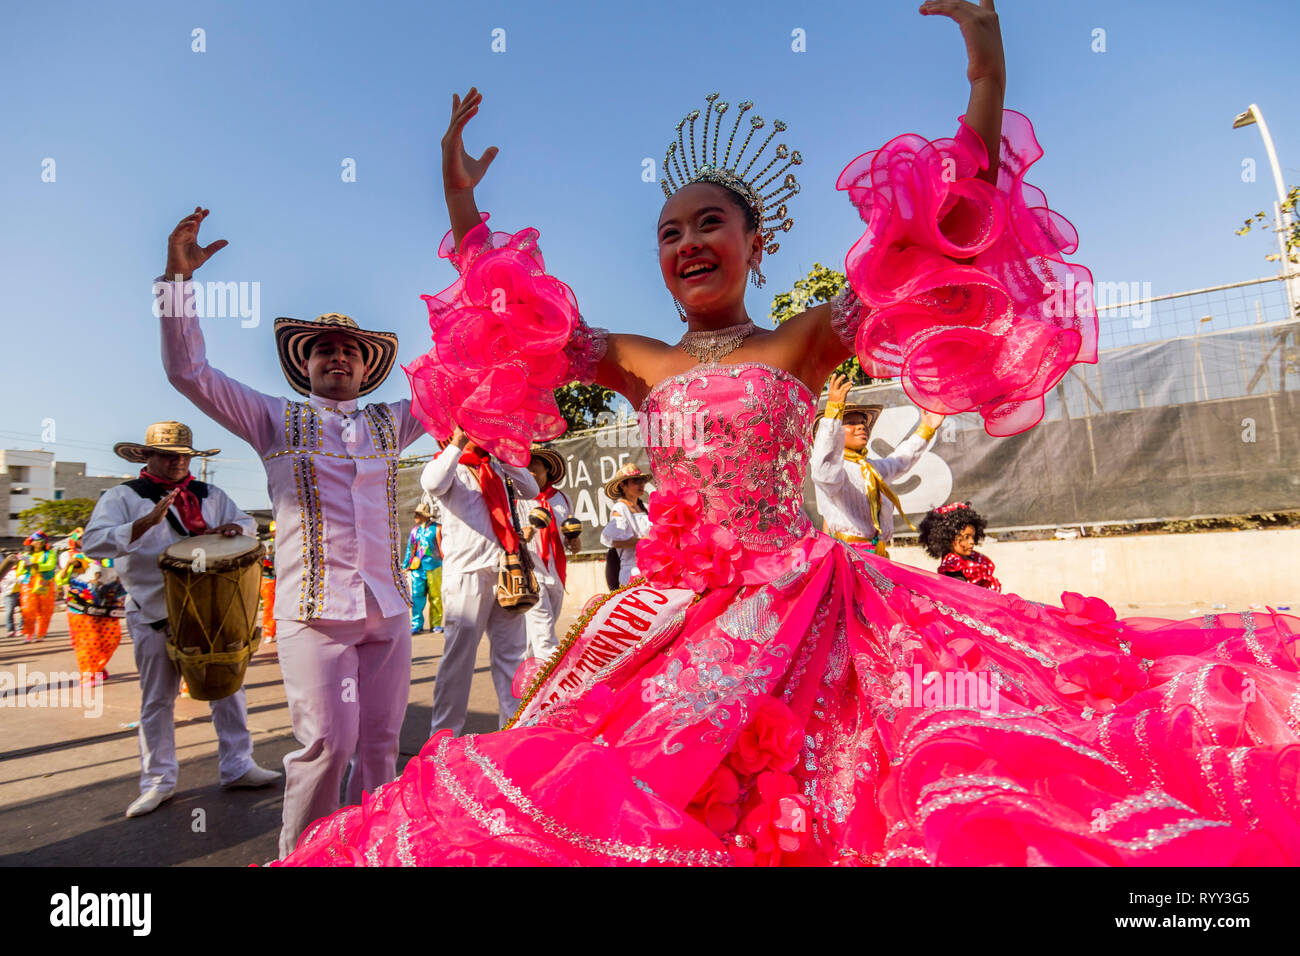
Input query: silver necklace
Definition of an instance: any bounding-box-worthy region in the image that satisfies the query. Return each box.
[677,319,756,365]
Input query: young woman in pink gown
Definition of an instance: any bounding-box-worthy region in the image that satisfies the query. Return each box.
[276,0,1300,866]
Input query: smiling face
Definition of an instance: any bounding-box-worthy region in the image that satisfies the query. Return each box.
[842,411,871,453]
[304,331,365,400]
[657,182,762,319]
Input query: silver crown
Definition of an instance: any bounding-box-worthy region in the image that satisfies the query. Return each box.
[660,92,801,257]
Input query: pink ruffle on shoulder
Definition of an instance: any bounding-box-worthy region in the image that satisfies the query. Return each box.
[404,213,580,466]
[835,110,1097,437]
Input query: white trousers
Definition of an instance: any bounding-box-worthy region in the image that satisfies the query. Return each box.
[524,575,565,660]
[431,566,525,736]
[616,546,638,587]
[275,588,411,859]
[126,607,255,794]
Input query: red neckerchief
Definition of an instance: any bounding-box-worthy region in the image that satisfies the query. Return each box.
[939,550,1001,592]
[459,448,518,553]
[138,468,208,534]
[537,487,568,586]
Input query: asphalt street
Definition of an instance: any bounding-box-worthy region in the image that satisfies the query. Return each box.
[0,603,578,867]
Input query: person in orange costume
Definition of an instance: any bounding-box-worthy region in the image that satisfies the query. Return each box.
[17,532,59,641]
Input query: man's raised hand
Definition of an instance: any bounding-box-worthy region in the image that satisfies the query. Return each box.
[164,207,228,281]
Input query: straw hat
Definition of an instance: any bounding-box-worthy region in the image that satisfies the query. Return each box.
[113,421,219,463]
[604,463,648,501]
[529,447,566,488]
[815,402,884,435]
[274,313,399,398]
[413,493,439,521]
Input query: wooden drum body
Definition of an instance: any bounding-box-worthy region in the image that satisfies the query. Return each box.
[158,534,262,701]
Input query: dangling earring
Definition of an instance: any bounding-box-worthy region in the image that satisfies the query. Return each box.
[749,264,766,289]
[672,295,687,322]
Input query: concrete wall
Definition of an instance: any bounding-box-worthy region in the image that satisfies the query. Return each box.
[889,529,1300,608]
[557,529,1300,614]
[55,461,128,502]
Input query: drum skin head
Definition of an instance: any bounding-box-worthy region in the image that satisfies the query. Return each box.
[159,534,259,571]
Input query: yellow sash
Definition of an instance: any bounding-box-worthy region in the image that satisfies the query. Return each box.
[842,449,917,543]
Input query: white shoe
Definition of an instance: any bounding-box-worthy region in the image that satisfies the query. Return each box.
[126,787,174,818]
[222,764,282,790]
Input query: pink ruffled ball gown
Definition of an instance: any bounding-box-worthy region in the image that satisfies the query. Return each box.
[275,112,1300,867]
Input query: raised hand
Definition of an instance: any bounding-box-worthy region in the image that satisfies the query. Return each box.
[443,88,499,193]
[919,409,946,431]
[827,373,853,406]
[147,489,181,528]
[920,0,1005,88]
[164,207,228,281]
[130,488,180,542]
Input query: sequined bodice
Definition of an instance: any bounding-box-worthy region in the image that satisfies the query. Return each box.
[640,363,815,553]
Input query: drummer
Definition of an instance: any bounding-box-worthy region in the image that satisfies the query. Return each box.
[83,421,282,818]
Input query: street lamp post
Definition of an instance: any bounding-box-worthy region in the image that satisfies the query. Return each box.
[1233,104,1298,319]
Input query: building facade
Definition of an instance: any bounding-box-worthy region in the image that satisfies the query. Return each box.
[0,450,128,537]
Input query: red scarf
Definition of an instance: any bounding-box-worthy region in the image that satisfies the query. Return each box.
[537,487,569,586]
[460,448,518,553]
[138,468,208,535]
[938,550,1001,592]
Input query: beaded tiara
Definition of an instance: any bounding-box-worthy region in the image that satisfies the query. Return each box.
[659,92,802,257]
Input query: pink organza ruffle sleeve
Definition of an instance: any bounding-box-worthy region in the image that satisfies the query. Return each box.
[834,110,1097,437]
[403,213,608,465]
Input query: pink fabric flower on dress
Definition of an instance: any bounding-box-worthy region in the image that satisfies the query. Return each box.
[729,695,803,776]
[1057,592,1123,643]
[675,526,742,593]
[648,489,703,545]
[741,772,817,867]
[1054,652,1148,713]
[404,215,579,466]
[687,764,742,837]
[637,489,742,593]
[633,535,678,585]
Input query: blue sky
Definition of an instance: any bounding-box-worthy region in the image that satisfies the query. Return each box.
[2,0,1297,508]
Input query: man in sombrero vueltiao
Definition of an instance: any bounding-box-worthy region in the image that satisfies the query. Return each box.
[83,421,279,818]
[811,372,946,559]
[155,207,428,858]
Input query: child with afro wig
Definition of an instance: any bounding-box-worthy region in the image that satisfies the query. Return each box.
[918,502,1000,592]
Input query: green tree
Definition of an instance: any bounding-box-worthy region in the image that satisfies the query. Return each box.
[554,383,615,432]
[769,262,873,385]
[1235,185,1300,316]
[18,498,98,535]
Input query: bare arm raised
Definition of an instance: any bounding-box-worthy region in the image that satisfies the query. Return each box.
[429,2,1026,431]
[439,88,677,408]
[764,0,1006,394]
